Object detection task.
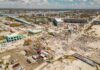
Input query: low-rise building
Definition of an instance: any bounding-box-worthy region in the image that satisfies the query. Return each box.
[28,29,42,35]
[6,33,24,42]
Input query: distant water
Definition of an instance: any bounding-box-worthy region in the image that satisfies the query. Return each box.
[0,8,100,11]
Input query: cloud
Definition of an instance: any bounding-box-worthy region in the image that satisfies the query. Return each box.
[0,0,99,9]
[93,0,100,4]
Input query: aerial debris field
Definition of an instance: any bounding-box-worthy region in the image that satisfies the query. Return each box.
[0,10,100,70]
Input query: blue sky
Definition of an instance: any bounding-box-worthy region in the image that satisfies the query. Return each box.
[0,0,100,9]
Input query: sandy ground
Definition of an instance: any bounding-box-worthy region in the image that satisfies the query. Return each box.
[41,59,96,70]
[92,25,100,37]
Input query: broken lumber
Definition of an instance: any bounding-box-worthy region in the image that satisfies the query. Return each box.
[72,53,97,67]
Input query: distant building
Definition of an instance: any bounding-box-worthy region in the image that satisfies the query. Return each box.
[64,18,88,24]
[93,20,100,25]
[53,18,63,26]
[6,33,24,42]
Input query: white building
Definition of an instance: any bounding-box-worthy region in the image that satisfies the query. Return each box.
[53,18,64,26]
